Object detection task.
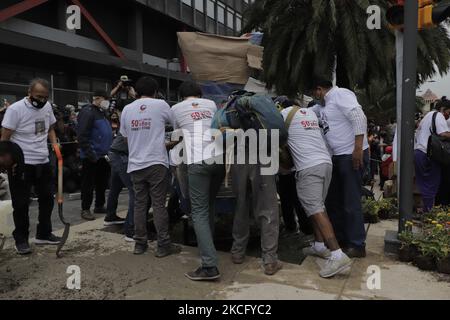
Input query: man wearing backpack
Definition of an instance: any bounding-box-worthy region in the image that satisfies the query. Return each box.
[281,104,352,278]
[214,92,283,276]
[414,101,450,212]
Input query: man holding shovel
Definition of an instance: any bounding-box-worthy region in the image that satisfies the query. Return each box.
[1,78,61,255]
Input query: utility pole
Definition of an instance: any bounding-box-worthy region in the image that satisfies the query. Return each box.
[398,0,419,233]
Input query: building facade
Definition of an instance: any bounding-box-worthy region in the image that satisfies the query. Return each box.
[0,0,254,106]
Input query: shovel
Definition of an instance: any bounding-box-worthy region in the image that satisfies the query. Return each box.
[54,145,70,258]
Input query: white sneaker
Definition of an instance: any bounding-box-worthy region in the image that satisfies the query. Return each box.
[124,236,135,243]
[319,254,352,278]
[302,246,332,259]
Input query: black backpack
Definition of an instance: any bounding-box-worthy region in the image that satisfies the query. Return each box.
[427,112,450,166]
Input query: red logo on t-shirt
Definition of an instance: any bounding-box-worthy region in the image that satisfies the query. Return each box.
[140,105,147,111]
[191,111,212,121]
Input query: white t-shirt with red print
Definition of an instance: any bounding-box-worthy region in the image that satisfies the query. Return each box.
[171,98,223,165]
[120,98,174,173]
[281,107,332,172]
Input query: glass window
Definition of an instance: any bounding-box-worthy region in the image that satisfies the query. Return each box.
[207,0,215,18]
[227,9,234,29]
[195,0,204,12]
[236,14,242,32]
[217,2,225,24]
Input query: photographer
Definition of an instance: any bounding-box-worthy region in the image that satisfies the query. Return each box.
[110,76,136,111]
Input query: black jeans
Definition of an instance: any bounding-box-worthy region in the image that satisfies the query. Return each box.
[326,150,369,250]
[81,158,110,211]
[277,173,313,235]
[8,163,54,244]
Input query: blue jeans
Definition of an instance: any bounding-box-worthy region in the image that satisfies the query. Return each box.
[188,162,225,268]
[106,152,134,237]
[325,150,369,249]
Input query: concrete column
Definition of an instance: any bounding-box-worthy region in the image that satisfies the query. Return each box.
[128,5,143,63]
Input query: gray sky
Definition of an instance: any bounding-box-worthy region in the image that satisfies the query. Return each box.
[418,73,450,98]
[417,24,450,98]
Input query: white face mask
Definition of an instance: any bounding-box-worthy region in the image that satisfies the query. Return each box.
[100,100,110,111]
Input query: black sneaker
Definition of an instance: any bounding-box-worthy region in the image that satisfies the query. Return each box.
[155,244,182,258]
[15,242,32,255]
[94,207,107,214]
[185,267,221,281]
[134,242,148,255]
[104,216,126,226]
[35,234,61,245]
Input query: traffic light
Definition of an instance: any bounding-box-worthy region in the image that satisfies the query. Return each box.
[386,0,450,30]
[386,0,405,28]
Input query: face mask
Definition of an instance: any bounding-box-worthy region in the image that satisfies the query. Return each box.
[100,100,110,111]
[30,96,47,109]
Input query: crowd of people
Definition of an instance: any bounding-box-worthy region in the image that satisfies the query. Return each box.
[0,74,448,283]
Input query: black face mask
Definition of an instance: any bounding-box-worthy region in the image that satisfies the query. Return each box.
[30,96,47,109]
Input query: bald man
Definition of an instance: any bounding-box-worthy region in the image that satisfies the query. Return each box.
[1,78,60,255]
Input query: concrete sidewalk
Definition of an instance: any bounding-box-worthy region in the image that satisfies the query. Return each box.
[0,215,449,300]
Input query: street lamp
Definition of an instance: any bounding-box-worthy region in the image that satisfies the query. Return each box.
[166,58,180,102]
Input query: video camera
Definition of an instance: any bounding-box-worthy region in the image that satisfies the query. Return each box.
[119,75,133,89]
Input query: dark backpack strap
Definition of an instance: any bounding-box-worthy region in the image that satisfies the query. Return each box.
[431,112,438,135]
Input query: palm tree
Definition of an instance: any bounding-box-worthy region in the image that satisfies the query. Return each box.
[244,0,450,99]
[356,83,425,123]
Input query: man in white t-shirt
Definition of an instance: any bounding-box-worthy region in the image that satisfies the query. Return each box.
[171,81,225,281]
[437,101,450,206]
[120,76,181,257]
[414,102,450,211]
[281,105,352,278]
[312,78,369,259]
[1,78,60,254]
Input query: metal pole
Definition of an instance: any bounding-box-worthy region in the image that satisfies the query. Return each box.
[398,0,419,233]
[395,30,403,196]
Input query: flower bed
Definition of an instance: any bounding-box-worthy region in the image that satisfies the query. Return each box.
[399,207,450,274]
[362,198,398,224]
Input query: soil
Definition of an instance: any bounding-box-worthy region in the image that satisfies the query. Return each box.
[0,219,312,300]
[0,230,147,300]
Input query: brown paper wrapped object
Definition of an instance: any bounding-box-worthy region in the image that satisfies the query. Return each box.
[177,32,263,84]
